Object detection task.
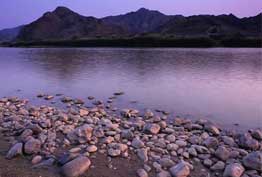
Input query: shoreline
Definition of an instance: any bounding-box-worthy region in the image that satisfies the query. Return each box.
[1,37,262,48]
[0,95,261,177]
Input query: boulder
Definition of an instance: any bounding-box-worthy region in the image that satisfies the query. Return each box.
[238,133,259,150]
[24,138,41,154]
[6,143,23,159]
[67,124,93,144]
[223,163,245,177]
[137,168,148,177]
[137,148,148,162]
[61,156,91,177]
[157,171,172,177]
[169,161,190,177]
[243,151,262,171]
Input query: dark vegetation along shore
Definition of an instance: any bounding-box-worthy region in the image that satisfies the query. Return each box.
[0,94,261,177]
[0,6,261,47]
[3,37,262,48]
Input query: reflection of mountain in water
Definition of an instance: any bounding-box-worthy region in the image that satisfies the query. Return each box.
[21,48,262,84]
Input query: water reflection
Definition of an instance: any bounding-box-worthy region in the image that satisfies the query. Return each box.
[0,47,261,129]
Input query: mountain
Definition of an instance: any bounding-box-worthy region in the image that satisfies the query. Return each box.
[102,8,173,34]
[16,7,126,41]
[0,25,24,42]
[0,7,261,42]
[156,14,262,37]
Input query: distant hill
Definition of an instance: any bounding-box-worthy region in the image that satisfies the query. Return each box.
[102,8,174,34]
[156,13,262,38]
[0,25,24,42]
[16,7,126,41]
[0,7,261,42]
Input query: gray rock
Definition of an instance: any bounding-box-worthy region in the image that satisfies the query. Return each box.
[137,148,148,162]
[204,123,220,135]
[188,135,202,145]
[31,155,42,165]
[137,169,148,177]
[33,158,55,169]
[6,143,23,159]
[157,171,172,177]
[243,151,262,171]
[238,133,259,150]
[24,138,41,154]
[86,145,97,153]
[203,137,219,148]
[215,146,230,161]
[211,161,225,171]
[203,159,213,167]
[188,147,197,157]
[144,123,161,134]
[222,136,235,147]
[58,153,79,165]
[166,135,176,143]
[132,138,145,149]
[175,140,187,147]
[67,124,93,144]
[20,129,33,141]
[223,163,245,177]
[167,143,179,151]
[108,148,121,157]
[251,129,262,141]
[169,161,190,177]
[61,156,91,177]
[159,158,175,168]
[121,129,134,140]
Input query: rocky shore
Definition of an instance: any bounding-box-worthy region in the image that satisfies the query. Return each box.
[0,94,261,177]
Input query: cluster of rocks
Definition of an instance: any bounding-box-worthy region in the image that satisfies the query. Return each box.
[0,96,261,177]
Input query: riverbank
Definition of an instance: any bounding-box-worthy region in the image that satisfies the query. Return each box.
[2,37,262,48]
[0,95,261,177]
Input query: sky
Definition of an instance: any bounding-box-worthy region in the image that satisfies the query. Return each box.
[1,0,261,29]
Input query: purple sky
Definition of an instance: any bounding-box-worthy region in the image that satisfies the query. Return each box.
[1,0,261,29]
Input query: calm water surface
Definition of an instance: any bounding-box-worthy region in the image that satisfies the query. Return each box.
[0,47,261,129]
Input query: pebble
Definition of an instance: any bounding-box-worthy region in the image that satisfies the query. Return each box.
[215,146,230,161]
[31,155,43,165]
[144,123,161,134]
[132,138,145,149]
[86,145,98,153]
[108,148,121,157]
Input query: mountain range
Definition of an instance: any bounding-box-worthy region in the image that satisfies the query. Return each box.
[0,6,261,42]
